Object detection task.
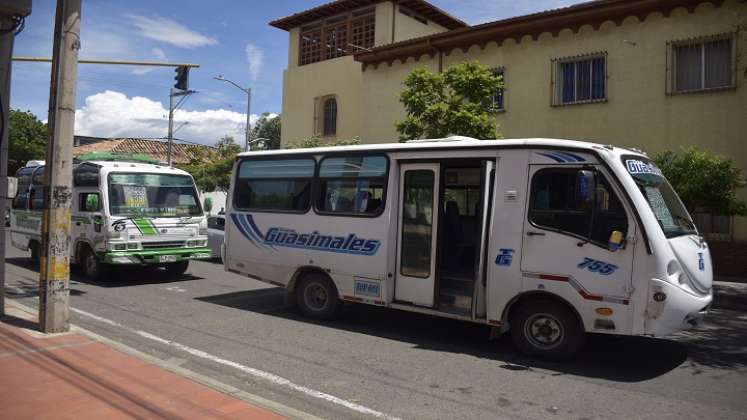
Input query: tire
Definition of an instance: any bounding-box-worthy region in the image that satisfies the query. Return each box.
[164,260,189,277]
[81,246,106,282]
[510,299,585,361]
[295,273,341,320]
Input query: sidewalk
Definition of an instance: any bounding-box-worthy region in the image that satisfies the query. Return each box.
[0,303,284,420]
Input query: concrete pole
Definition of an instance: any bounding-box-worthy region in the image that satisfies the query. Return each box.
[244,87,251,151]
[0,16,16,318]
[39,0,81,333]
[167,88,174,166]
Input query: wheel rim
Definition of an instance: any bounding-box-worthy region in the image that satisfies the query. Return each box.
[303,282,328,311]
[524,313,564,350]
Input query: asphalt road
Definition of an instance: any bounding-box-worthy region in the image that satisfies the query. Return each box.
[4,242,747,420]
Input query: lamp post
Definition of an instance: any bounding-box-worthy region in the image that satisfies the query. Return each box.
[213,75,251,151]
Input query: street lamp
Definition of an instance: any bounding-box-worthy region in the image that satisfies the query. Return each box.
[213,75,251,151]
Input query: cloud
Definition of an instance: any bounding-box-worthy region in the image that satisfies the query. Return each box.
[131,48,170,75]
[128,14,218,48]
[152,47,167,60]
[74,90,260,145]
[245,43,264,81]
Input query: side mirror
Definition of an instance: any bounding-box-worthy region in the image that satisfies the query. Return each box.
[576,170,596,210]
[93,215,103,233]
[608,230,625,252]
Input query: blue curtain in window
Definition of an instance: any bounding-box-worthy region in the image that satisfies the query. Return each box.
[591,57,605,100]
[561,62,575,103]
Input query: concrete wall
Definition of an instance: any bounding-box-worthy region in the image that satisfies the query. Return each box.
[393,3,449,43]
[281,56,364,145]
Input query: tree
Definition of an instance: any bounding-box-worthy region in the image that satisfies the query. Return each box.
[203,197,213,214]
[396,61,503,141]
[178,136,242,192]
[8,109,47,174]
[250,113,281,150]
[284,135,360,149]
[652,147,747,216]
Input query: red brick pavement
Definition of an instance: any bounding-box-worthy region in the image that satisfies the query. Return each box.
[0,305,284,420]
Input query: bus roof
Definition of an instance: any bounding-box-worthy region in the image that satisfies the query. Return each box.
[237,137,645,158]
[82,160,193,176]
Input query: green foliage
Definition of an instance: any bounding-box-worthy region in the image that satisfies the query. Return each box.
[285,135,361,149]
[203,197,213,214]
[653,147,747,216]
[250,113,281,150]
[8,109,47,174]
[396,62,503,141]
[178,136,242,193]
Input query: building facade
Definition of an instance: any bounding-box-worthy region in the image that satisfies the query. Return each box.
[272,0,747,242]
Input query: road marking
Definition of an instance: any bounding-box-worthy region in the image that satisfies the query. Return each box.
[163,286,187,293]
[70,307,401,420]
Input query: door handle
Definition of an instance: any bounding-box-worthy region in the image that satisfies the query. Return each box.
[526,231,546,237]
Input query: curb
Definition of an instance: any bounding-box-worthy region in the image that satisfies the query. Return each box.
[6,299,323,420]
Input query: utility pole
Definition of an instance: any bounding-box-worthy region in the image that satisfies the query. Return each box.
[38,0,81,333]
[0,0,31,318]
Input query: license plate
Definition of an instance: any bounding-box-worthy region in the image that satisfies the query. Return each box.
[159,255,177,263]
[354,280,380,298]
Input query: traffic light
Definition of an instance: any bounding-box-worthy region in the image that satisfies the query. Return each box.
[174,66,189,90]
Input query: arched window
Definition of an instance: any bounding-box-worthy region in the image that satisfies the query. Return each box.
[323,97,337,136]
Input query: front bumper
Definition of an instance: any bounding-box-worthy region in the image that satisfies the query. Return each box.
[644,278,713,336]
[101,247,214,265]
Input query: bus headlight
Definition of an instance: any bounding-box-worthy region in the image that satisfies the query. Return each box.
[111,243,127,251]
[127,242,140,250]
[198,226,208,235]
[187,239,206,248]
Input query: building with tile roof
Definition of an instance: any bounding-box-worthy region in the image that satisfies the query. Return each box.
[73,136,215,165]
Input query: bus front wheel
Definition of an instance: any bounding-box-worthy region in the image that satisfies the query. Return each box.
[296,273,341,320]
[81,247,106,282]
[509,299,585,361]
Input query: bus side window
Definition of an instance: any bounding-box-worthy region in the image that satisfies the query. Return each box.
[529,168,628,247]
[234,158,315,213]
[316,155,388,216]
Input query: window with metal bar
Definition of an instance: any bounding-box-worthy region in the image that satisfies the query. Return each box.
[552,54,606,106]
[323,97,337,136]
[298,11,375,66]
[671,36,734,93]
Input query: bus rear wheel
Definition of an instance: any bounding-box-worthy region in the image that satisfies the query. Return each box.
[510,299,585,361]
[296,273,341,320]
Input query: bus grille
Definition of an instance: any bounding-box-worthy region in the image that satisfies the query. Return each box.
[142,241,185,249]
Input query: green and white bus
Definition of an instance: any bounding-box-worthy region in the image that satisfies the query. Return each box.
[10,157,212,280]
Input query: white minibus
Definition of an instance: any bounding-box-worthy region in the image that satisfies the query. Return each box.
[224,138,712,359]
[11,156,211,280]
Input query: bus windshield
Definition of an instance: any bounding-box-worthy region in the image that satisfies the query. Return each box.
[621,156,697,239]
[108,173,202,218]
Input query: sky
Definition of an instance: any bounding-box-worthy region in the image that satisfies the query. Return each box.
[11,0,581,146]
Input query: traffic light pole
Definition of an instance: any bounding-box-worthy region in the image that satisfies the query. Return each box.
[167,88,174,166]
[39,0,81,333]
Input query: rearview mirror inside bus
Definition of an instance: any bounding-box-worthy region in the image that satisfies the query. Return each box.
[576,170,596,210]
